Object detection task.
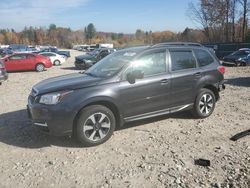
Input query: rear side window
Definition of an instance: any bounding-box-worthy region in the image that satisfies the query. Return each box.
[194,49,214,67]
[170,51,196,71]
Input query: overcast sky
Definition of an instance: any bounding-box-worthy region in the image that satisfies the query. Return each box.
[0,0,199,33]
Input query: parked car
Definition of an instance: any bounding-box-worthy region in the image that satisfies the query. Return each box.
[222,48,250,66]
[3,53,52,72]
[39,52,66,66]
[39,47,71,58]
[28,43,225,146]
[75,48,115,69]
[0,48,12,59]
[0,60,8,85]
[8,44,28,53]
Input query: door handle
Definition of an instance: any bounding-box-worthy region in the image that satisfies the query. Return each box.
[194,72,202,78]
[160,79,169,85]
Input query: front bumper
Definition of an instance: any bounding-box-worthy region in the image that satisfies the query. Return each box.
[27,96,75,136]
[74,61,93,70]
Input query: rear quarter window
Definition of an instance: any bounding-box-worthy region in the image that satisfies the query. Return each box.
[194,49,214,67]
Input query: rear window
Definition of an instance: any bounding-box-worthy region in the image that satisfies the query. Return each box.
[194,49,214,67]
[170,50,196,71]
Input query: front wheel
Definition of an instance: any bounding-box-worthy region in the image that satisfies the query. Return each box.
[36,63,45,72]
[75,105,116,147]
[192,88,216,118]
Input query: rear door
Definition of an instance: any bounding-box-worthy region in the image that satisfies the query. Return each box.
[25,54,36,70]
[169,49,201,107]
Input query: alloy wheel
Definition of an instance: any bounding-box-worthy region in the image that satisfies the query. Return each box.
[83,113,111,142]
[199,94,214,115]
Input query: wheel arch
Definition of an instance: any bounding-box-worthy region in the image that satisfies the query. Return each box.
[203,84,219,101]
[72,99,122,136]
[35,62,45,70]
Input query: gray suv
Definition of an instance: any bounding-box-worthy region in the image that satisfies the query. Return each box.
[27,43,225,146]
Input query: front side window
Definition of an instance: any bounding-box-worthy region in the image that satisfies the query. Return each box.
[170,51,196,71]
[194,49,214,67]
[130,51,166,77]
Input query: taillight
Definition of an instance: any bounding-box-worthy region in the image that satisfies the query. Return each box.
[217,66,225,74]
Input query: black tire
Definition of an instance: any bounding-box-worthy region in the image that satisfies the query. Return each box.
[75,105,116,147]
[53,60,61,66]
[36,63,45,72]
[192,88,216,119]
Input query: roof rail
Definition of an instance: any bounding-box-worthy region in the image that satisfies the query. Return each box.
[152,42,203,48]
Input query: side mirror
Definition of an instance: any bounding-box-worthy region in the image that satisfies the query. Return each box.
[126,70,144,84]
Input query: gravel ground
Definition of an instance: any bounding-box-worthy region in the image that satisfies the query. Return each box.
[0,50,249,188]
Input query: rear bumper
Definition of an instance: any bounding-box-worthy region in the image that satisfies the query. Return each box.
[218,82,226,91]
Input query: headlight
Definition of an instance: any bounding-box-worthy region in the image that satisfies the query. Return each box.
[39,91,73,105]
[238,58,242,61]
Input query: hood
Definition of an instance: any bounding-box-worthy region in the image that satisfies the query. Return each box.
[33,73,102,95]
[76,54,94,60]
[224,54,247,61]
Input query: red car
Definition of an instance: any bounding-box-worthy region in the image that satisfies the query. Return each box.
[3,53,53,72]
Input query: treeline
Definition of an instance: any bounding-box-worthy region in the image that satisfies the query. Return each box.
[0,24,210,48]
[1,0,250,49]
[189,0,250,42]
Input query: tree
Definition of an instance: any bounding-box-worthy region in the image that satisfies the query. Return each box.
[135,29,145,41]
[49,24,57,30]
[231,0,238,42]
[85,23,96,43]
[239,0,249,41]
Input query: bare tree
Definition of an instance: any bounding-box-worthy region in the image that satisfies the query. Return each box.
[231,0,238,42]
[188,0,227,42]
[239,0,249,41]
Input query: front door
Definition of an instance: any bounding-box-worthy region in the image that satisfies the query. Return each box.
[5,54,27,71]
[119,49,171,118]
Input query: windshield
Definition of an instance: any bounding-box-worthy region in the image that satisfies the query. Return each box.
[84,47,146,78]
[88,48,101,56]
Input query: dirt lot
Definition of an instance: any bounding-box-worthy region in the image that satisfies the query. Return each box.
[0,50,249,188]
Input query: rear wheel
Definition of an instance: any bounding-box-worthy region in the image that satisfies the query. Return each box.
[53,60,61,66]
[36,63,45,72]
[192,88,216,118]
[75,105,116,147]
